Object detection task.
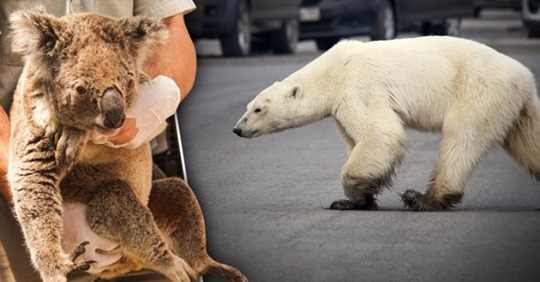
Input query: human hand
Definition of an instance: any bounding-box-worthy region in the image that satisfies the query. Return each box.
[107,118,138,145]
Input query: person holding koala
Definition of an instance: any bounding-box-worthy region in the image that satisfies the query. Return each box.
[0,0,197,281]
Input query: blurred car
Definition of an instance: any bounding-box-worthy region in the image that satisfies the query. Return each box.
[474,0,521,17]
[523,0,540,37]
[185,0,302,56]
[299,0,474,50]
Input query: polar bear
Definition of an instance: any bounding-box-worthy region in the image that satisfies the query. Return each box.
[233,36,540,211]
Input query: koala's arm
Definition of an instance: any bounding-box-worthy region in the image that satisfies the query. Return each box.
[9,125,88,281]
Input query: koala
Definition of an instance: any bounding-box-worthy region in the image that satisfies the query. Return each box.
[8,10,246,282]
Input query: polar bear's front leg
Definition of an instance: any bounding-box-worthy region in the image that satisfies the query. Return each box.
[331,143,405,210]
[330,107,407,210]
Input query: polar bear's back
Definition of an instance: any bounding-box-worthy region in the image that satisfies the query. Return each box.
[318,36,535,131]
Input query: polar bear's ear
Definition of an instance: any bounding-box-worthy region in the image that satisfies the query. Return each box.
[289,85,302,99]
[9,9,65,56]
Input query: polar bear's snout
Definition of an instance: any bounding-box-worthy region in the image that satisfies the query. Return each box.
[232,126,258,138]
[232,128,242,136]
[233,118,259,138]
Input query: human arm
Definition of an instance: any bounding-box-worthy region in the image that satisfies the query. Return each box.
[108,12,197,145]
[0,105,10,202]
[144,13,197,99]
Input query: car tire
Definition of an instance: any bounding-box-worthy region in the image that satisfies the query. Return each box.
[220,0,251,56]
[525,0,540,38]
[432,18,461,36]
[526,25,540,38]
[315,37,340,51]
[271,19,299,54]
[370,0,396,41]
[250,38,271,54]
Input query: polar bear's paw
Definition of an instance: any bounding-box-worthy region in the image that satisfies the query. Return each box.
[401,190,434,211]
[329,198,378,210]
[401,189,462,211]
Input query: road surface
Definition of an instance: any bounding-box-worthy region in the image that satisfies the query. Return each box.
[183,9,540,282]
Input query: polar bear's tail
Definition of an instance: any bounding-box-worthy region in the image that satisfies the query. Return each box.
[504,91,540,180]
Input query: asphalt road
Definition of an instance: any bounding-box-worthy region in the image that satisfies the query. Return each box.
[180,10,540,282]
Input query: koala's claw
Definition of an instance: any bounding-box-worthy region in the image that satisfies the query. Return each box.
[165,257,198,282]
[70,241,90,261]
[70,260,97,273]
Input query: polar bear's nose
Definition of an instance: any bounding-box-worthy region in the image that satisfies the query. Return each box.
[233,128,242,136]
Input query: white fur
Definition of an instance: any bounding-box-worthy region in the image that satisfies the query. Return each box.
[33,95,54,128]
[234,36,539,210]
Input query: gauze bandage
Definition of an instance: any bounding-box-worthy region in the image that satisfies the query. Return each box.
[90,75,181,149]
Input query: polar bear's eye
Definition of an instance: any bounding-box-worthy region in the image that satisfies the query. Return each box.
[254,108,262,113]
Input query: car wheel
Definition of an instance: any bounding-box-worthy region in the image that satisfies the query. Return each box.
[220,0,251,56]
[528,0,540,13]
[250,38,271,54]
[315,37,340,51]
[432,18,461,36]
[526,25,540,38]
[271,19,299,54]
[525,0,540,38]
[370,0,396,41]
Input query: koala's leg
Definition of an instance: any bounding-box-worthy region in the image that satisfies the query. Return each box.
[86,179,197,282]
[331,106,407,210]
[402,99,516,211]
[148,177,247,282]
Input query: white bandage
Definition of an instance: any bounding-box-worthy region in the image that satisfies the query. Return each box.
[90,75,181,149]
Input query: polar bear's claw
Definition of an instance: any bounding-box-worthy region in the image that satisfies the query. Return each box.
[402,189,462,211]
[329,198,378,210]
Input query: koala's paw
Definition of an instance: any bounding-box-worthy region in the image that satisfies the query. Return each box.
[68,241,96,274]
[70,241,90,261]
[41,274,69,282]
[163,257,198,282]
[39,246,94,282]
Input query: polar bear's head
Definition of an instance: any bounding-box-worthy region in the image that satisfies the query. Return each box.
[233,81,303,138]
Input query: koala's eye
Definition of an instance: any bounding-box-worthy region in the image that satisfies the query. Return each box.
[76,86,87,95]
[254,108,262,113]
[125,79,134,91]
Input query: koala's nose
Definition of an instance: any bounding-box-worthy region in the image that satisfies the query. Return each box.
[101,87,126,129]
[233,128,242,136]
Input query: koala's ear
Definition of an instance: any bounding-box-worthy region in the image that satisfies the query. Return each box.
[9,9,65,56]
[120,16,168,65]
[289,85,302,99]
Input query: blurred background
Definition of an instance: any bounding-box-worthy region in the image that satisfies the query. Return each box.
[185,0,540,56]
[175,1,540,282]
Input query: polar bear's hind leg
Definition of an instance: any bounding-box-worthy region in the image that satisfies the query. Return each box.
[403,79,524,211]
